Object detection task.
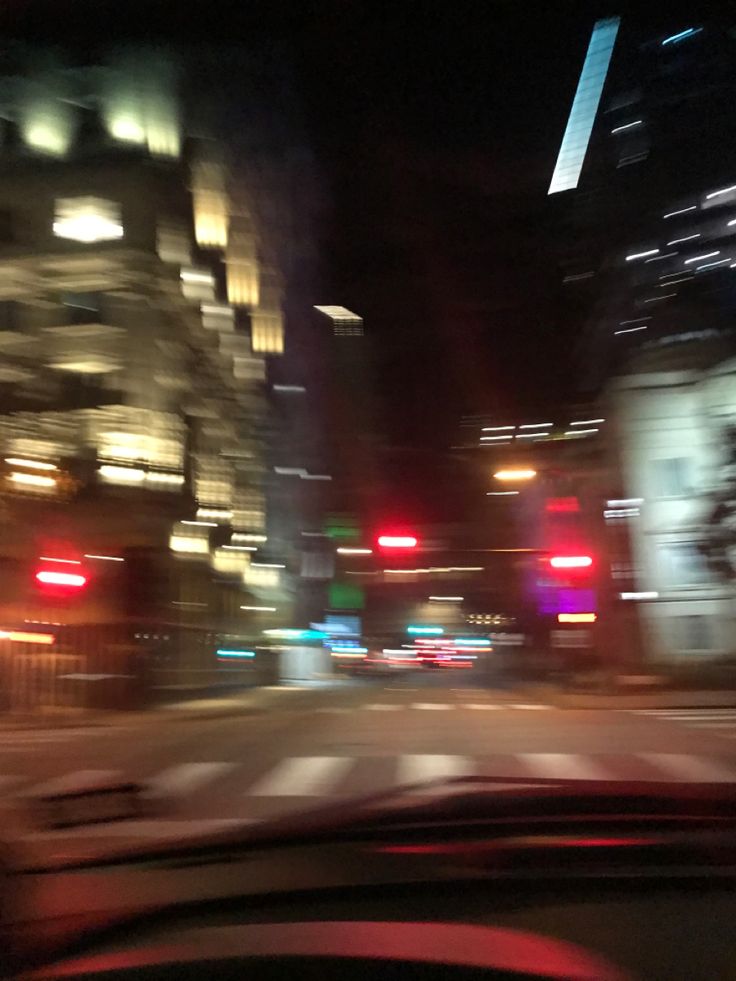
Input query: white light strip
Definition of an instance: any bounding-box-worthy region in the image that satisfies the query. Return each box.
[519,423,553,429]
[706,184,736,200]
[481,425,515,432]
[696,258,731,271]
[548,17,620,194]
[429,596,464,602]
[480,435,512,442]
[570,418,604,425]
[5,457,57,471]
[486,491,520,496]
[626,249,659,261]
[611,120,642,134]
[607,498,643,507]
[620,591,658,600]
[645,252,678,263]
[615,326,648,334]
[564,428,599,435]
[240,606,277,612]
[663,205,696,218]
[84,554,124,562]
[666,234,700,245]
[684,251,719,264]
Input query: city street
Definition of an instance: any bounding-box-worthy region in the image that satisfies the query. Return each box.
[3,670,736,861]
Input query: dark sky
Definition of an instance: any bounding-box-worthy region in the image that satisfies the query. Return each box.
[0,0,702,458]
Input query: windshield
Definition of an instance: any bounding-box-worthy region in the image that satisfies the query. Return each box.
[0,1,735,862]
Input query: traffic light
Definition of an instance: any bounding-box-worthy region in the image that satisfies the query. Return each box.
[35,559,87,592]
[377,534,418,549]
[549,555,592,570]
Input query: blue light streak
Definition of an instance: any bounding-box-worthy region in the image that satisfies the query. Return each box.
[662,27,702,46]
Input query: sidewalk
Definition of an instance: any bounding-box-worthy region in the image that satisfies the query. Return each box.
[0,679,351,731]
[519,682,736,710]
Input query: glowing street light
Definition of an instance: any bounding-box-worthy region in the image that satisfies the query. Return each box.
[493,468,537,482]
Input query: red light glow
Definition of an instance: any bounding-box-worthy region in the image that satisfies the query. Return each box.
[545,497,580,513]
[36,570,87,588]
[549,555,592,569]
[378,535,418,548]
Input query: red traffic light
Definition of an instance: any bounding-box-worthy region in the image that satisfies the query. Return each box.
[549,555,592,570]
[377,535,418,549]
[36,569,87,588]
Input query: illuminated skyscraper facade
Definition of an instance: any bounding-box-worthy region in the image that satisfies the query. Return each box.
[0,45,321,695]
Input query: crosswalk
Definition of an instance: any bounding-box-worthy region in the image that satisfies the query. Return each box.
[627,709,736,738]
[320,702,553,713]
[4,750,736,845]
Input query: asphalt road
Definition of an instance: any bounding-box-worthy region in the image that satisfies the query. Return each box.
[3,669,736,862]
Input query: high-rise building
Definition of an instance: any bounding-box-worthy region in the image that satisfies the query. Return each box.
[548,16,736,665]
[549,15,736,387]
[0,44,321,698]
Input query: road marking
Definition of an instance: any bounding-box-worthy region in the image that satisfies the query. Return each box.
[364,704,403,711]
[146,762,236,797]
[520,753,608,781]
[23,770,123,797]
[247,756,352,797]
[315,707,351,714]
[639,753,736,782]
[412,703,452,710]
[396,754,471,786]
[464,703,501,710]
[511,704,550,710]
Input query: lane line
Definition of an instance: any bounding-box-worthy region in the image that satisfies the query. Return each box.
[464,703,501,710]
[511,704,550,710]
[412,703,452,711]
[396,754,471,787]
[364,704,403,711]
[247,756,352,797]
[520,753,608,780]
[639,753,736,783]
[146,762,237,797]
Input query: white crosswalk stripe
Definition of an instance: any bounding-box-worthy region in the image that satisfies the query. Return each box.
[638,753,736,782]
[247,756,352,797]
[146,762,237,797]
[8,752,736,845]
[627,709,736,737]
[520,753,608,781]
[395,754,471,786]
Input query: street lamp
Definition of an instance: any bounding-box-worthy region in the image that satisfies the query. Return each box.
[493,468,537,481]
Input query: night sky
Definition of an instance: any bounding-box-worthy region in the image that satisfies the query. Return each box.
[0,1,702,474]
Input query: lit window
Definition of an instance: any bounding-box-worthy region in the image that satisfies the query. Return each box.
[192,160,229,249]
[653,458,691,498]
[675,615,712,651]
[53,198,123,244]
[658,543,710,589]
[226,223,259,306]
[251,310,284,354]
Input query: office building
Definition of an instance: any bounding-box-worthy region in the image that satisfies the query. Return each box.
[0,44,320,701]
